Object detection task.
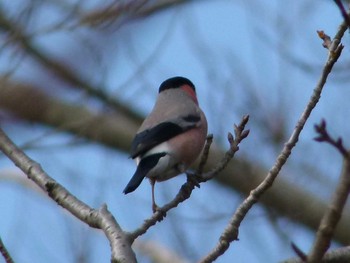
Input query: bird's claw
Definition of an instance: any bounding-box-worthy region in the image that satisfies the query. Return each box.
[153,205,167,221]
[186,172,201,188]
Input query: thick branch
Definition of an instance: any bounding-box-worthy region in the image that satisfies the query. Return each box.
[0,128,136,263]
[0,78,139,151]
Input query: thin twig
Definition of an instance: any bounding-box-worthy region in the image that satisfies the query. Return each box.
[334,0,350,29]
[202,115,250,181]
[200,26,344,263]
[0,238,14,263]
[291,242,307,262]
[307,122,350,262]
[314,119,348,157]
[79,0,188,27]
[197,134,214,175]
[0,128,136,263]
[128,115,250,242]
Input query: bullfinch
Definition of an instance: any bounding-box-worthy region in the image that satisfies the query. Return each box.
[123,76,208,212]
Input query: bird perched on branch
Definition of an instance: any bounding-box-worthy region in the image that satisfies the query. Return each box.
[123,76,208,213]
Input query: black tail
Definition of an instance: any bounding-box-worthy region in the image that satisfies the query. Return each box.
[123,165,148,194]
[123,153,166,194]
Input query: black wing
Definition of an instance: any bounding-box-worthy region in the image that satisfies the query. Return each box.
[130,114,200,158]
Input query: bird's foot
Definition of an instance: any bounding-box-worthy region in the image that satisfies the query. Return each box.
[153,204,167,221]
[186,172,202,188]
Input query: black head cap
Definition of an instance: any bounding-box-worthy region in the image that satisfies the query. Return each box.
[158,76,195,93]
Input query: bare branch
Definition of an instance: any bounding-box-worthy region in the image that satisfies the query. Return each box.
[307,125,350,262]
[201,115,250,181]
[0,77,139,151]
[199,25,345,263]
[197,134,214,175]
[334,0,350,29]
[79,0,191,27]
[0,237,14,263]
[291,242,307,262]
[314,119,348,157]
[0,128,136,263]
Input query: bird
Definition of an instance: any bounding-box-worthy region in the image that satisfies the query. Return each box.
[123,76,208,213]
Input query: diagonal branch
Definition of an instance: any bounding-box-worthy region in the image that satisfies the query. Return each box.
[0,237,14,263]
[334,0,350,29]
[199,24,344,263]
[306,121,350,262]
[0,128,136,263]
